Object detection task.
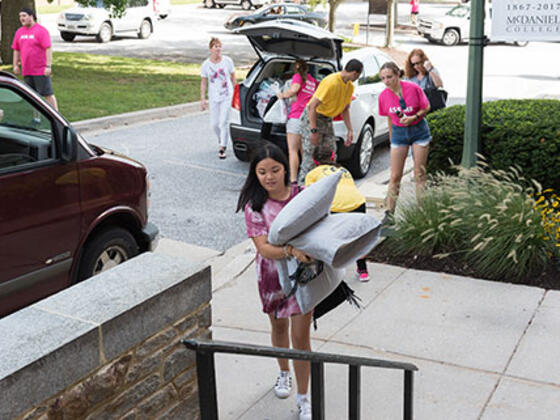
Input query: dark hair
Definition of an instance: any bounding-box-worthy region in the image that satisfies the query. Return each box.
[236,143,290,213]
[20,7,36,20]
[294,59,308,84]
[404,48,429,78]
[380,62,404,79]
[209,37,221,49]
[344,59,363,74]
[312,145,339,167]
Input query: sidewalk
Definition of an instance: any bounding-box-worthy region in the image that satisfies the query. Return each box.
[154,174,560,420]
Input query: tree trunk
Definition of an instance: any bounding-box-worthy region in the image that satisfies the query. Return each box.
[1,0,36,65]
[385,0,395,47]
[328,0,343,33]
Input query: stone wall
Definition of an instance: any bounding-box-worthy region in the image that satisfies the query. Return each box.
[0,253,211,420]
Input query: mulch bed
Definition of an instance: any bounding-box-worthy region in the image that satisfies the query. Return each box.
[367,240,560,290]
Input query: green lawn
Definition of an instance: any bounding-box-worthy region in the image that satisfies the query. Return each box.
[1,52,247,122]
[2,53,202,122]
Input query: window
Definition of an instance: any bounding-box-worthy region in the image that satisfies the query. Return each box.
[127,0,149,7]
[0,87,55,171]
[358,55,381,85]
[285,6,304,16]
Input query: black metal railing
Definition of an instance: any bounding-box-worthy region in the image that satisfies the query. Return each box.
[182,339,418,420]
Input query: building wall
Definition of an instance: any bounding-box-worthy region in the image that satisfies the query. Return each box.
[0,253,211,420]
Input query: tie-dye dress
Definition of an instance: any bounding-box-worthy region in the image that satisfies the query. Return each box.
[244,186,301,318]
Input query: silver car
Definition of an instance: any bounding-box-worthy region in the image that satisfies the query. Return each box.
[229,20,392,178]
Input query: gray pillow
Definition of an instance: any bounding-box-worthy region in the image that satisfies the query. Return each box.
[268,171,341,245]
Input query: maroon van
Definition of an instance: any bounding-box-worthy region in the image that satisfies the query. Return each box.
[0,72,158,317]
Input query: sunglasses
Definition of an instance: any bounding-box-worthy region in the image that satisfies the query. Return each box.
[411,61,423,66]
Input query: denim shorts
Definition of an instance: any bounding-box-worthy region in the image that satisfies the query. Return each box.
[390,118,432,148]
[286,116,302,135]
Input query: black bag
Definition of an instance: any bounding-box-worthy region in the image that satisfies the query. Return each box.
[312,281,361,329]
[423,87,448,112]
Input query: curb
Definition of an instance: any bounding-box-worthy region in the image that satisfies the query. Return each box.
[73,101,204,134]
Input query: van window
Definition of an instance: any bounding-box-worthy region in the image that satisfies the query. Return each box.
[0,87,55,171]
[127,0,149,7]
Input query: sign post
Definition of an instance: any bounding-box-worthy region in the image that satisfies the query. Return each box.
[461,0,486,168]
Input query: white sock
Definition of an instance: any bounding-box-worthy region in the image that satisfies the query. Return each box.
[297,393,309,405]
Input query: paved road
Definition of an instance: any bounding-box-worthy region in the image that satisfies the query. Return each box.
[85,112,390,251]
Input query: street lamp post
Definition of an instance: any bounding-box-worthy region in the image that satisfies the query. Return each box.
[461,0,486,168]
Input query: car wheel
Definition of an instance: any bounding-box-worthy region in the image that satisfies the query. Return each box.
[205,0,215,8]
[347,123,374,179]
[138,19,152,39]
[60,31,76,42]
[96,22,113,43]
[241,0,252,10]
[442,28,460,46]
[77,227,139,282]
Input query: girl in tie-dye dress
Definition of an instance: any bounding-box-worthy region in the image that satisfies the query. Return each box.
[236,143,314,420]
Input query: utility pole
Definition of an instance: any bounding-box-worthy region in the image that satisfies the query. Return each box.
[461,0,486,168]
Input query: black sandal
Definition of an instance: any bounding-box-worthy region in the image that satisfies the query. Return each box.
[218,148,226,159]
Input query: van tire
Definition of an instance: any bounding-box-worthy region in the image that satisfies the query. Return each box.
[138,19,152,39]
[347,123,374,179]
[60,31,76,42]
[96,22,113,43]
[241,0,252,10]
[77,227,139,282]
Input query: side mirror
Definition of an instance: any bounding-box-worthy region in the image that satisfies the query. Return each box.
[61,126,76,162]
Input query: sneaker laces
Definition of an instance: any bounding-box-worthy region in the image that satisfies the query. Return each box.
[275,372,291,390]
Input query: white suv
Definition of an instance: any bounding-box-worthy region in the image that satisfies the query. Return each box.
[230,20,392,178]
[57,0,155,43]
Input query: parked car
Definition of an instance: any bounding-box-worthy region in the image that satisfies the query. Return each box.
[204,0,268,10]
[417,3,527,46]
[57,0,156,43]
[0,71,158,318]
[224,3,327,30]
[153,0,171,19]
[230,20,392,179]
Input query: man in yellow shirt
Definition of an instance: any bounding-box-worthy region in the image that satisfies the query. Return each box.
[298,59,363,184]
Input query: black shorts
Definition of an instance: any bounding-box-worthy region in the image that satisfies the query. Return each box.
[24,75,54,96]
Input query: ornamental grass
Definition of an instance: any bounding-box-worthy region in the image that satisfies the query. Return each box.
[386,159,560,281]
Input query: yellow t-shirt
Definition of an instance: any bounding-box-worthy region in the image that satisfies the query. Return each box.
[313,73,354,118]
[305,165,366,213]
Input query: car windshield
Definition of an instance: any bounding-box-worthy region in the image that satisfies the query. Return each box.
[446,5,470,18]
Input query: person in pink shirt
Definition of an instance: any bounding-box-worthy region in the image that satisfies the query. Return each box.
[277,60,318,184]
[410,0,420,25]
[378,61,431,222]
[12,8,58,110]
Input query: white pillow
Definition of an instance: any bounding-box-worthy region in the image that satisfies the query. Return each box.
[268,172,341,245]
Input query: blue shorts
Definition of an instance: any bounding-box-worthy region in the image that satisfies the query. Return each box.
[390,118,432,148]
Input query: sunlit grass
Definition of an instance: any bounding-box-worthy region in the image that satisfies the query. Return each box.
[1,52,246,122]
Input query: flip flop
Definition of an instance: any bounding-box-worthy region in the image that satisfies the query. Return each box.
[218,149,226,159]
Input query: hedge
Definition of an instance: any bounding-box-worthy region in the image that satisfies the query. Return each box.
[426,99,560,191]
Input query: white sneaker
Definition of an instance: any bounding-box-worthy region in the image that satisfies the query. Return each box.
[273,371,292,399]
[297,395,312,420]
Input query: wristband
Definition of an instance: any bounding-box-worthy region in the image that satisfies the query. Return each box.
[283,245,292,258]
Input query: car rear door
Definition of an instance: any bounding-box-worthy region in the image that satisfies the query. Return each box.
[0,82,81,315]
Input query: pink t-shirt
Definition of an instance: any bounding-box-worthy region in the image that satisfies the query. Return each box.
[378,81,429,127]
[12,24,52,76]
[410,0,420,13]
[288,73,318,119]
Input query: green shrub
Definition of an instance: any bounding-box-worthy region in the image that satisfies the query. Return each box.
[426,99,560,191]
[385,164,558,281]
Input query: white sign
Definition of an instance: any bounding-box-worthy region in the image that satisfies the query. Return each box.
[492,1,560,41]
